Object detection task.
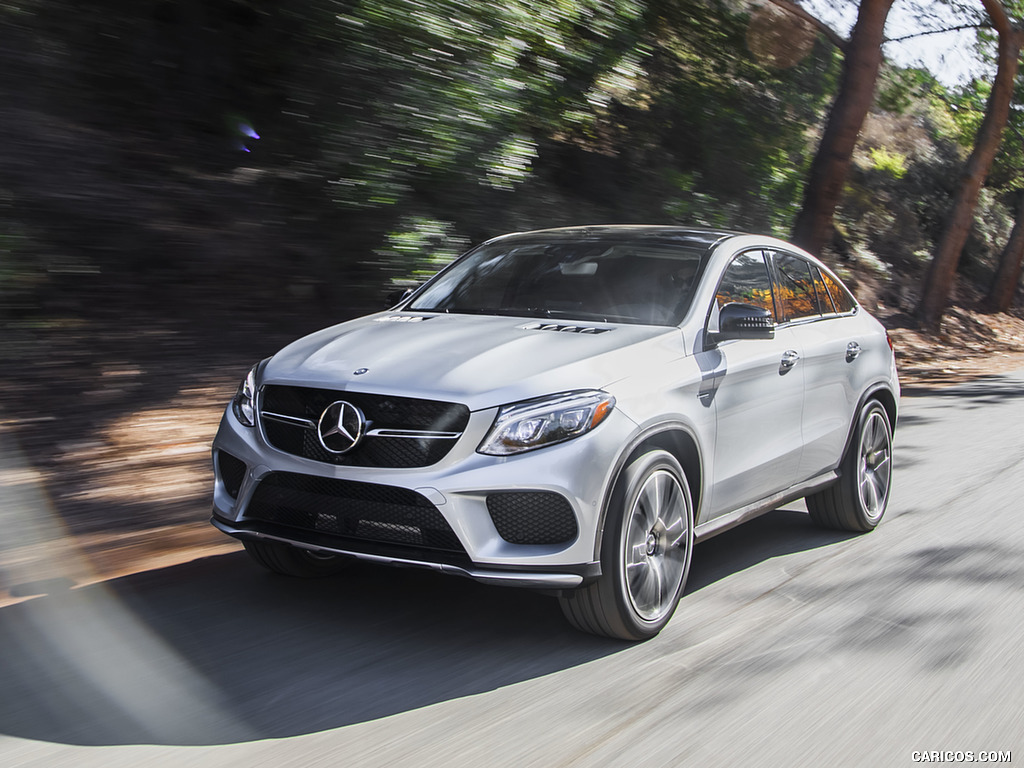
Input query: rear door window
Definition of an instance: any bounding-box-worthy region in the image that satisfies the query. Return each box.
[820,269,858,314]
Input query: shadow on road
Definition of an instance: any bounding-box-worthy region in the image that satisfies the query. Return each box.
[0,551,619,747]
[0,507,857,748]
[688,507,859,594]
[900,370,1024,402]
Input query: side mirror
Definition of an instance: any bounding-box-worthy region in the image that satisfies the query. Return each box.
[710,302,775,344]
[386,286,416,309]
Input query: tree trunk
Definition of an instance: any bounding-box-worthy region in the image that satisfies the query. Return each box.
[915,1,1022,330]
[790,0,893,257]
[982,191,1024,312]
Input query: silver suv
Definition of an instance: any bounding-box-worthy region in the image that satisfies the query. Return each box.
[211,226,898,640]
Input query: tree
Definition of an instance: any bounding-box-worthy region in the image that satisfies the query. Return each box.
[980,71,1024,311]
[983,190,1024,310]
[786,0,896,257]
[916,0,1024,329]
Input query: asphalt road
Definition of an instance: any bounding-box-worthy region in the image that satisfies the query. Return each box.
[1,371,1022,767]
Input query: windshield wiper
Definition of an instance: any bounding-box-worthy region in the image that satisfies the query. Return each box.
[502,307,632,323]
[413,306,660,324]
[413,307,505,316]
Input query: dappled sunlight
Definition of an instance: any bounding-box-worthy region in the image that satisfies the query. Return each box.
[2,573,259,745]
[1,427,256,744]
[0,437,94,602]
[37,376,227,507]
[0,390,238,606]
[884,304,1024,389]
[86,388,222,508]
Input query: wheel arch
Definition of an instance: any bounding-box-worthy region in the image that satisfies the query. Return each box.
[842,383,898,464]
[593,423,704,561]
[867,383,898,433]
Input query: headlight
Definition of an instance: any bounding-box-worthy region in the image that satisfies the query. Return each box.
[232,365,258,427]
[478,390,615,456]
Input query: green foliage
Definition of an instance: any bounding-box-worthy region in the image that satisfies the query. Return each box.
[316,0,647,211]
[275,0,840,278]
[947,81,989,147]
[869,147,908,179]
[629,1,839,234]
[663,171,733,228]
[978,72,1024,193]
[960,185,1014,281]
[877,68,935,114]
[6,0,959,311]
[834,51,1016,284]
[376,216,469,282]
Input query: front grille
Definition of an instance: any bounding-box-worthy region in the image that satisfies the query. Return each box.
[217,451,247,499]
[260,385,469,469]
[245,471,466,555]
[486,491,578,545]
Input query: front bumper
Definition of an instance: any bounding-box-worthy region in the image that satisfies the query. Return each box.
[211,398,636,583]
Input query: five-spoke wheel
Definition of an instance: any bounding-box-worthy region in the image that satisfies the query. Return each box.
[857,408,892,520]
[560,450,694,641]
[622,467,691,623]
[807,400,893,532]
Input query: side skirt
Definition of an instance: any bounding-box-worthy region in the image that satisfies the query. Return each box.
[694,471,839,544]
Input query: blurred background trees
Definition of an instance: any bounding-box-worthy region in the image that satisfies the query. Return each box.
[915,0,1023,328]
[2,0,1024,328]
[789,0,894,257]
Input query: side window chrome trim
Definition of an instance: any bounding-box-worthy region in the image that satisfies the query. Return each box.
[774,310,857,330]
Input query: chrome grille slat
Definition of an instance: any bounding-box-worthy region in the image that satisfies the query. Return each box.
[261,411,317,429]
[365,428,461,439]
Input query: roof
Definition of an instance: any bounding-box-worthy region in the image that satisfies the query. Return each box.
[484,225,743,252]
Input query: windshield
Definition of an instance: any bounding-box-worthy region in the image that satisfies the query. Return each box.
[408,239,705,325]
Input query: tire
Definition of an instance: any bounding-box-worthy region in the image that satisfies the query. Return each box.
[559,450,694,641]
[806,400,892,532]
[243,539,352,578]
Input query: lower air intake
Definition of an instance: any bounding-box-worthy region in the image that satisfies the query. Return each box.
[486,491,578,545]
[217,451,247,499]
[246,472,466,555]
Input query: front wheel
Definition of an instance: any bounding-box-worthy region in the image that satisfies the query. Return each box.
[243,539,352,578]
[559,450,694,641]
[807,400,893,532]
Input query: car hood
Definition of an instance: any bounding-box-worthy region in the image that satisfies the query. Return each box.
[262,312,685,411]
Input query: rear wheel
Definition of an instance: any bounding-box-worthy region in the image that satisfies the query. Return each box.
[243,539,352,578]
[559,450,694,641]
[807,400,892,532]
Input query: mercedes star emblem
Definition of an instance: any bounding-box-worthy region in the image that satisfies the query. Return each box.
[316,400,366,454]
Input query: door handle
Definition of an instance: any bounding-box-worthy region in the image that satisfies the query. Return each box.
[846,341,861,362]
[780,349,800,373]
